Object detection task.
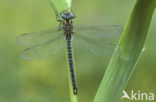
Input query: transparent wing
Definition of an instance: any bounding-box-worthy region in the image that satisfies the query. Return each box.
[20,35,65,60]
[16,28,63,46]
[74,25,123,39]
[73,34,116,55]
[73,25,123,55]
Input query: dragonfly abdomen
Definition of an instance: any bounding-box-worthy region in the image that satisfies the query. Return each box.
[66,35,78,95]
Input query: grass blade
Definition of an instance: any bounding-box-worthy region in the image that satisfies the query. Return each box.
[94,0,156,102]
[48,0,78,102]
[48,0,72,19]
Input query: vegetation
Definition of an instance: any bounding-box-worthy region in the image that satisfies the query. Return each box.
[0,0,155,102]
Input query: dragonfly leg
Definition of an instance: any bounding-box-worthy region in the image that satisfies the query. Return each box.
[55,13,64,31]
[55,13,63,22]
[58,22,63,31]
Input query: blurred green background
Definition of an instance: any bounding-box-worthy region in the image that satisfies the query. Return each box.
[0,0,155,102]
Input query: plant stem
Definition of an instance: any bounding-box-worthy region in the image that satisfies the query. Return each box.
[94,0,156,102]
[48,0,77,101]
[48,0,72,19]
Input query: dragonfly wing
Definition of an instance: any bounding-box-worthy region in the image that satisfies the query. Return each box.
[74,25,123,39]
[73,34,116,55]
[73,25,123,55]
[21,35,65,60]
[16,28,63,46]
[87,41,116,55]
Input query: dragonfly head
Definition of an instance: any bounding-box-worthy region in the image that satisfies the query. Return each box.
[61,11,75,20]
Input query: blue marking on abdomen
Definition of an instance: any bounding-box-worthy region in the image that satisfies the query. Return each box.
[66,35,78,95]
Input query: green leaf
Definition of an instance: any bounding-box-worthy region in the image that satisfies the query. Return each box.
[48,0,72,19]
[94,0,156,102]
[48,1,78,102]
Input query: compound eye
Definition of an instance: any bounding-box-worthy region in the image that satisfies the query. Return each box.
[68,13,75,19]
[61,13,67,19]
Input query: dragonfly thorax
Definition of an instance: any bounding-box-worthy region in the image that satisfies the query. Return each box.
[63,22,74,35]
[61,11,75,36]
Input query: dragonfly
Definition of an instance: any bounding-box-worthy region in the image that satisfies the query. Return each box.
[16,10,123,95]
